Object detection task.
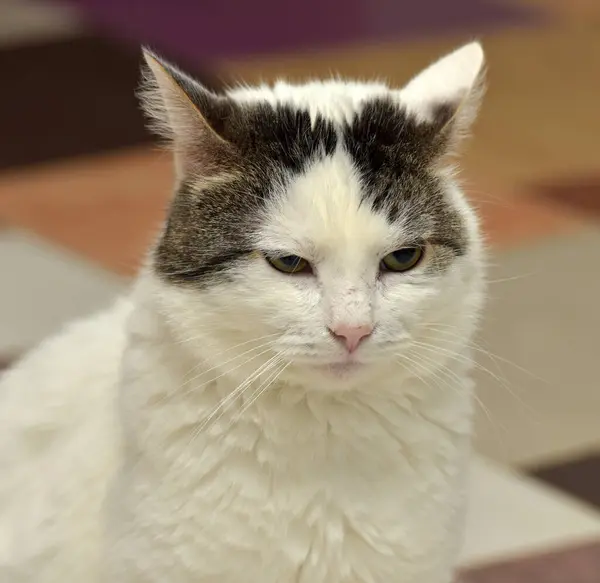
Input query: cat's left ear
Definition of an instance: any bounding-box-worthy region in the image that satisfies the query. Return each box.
[398,42,486,156]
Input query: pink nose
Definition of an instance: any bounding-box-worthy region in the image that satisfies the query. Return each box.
[329,323,373,353]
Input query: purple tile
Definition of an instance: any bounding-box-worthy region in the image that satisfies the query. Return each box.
[67,0,540,61]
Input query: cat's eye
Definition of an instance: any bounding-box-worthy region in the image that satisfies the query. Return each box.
[380,247,424,272]
[266,254,311,274]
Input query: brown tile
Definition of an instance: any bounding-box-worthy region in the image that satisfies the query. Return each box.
[461,541,600,582]
[0,147,173,276]
[465,182,581,249]
[0,35,149,170]
[530,176,600,218]
[0,34,220,170]
[0,355,14,371]
[531,453,600,510]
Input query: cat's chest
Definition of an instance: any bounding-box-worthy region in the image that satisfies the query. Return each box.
[141,399,462,583]
[173,394,459,535]
[124,386,467,583]
[177,387,461,505]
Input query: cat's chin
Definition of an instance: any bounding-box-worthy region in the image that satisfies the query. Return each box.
[288,354,367,376]
[313,361,364,377]
[282,357,397,391]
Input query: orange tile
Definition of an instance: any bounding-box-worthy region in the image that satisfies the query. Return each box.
[0,148,173,276]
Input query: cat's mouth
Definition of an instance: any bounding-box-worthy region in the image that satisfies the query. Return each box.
[314,361,364,376]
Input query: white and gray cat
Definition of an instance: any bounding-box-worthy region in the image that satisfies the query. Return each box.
[0,42,486,583]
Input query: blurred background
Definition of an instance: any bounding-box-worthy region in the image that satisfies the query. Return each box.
[1,0,599,579]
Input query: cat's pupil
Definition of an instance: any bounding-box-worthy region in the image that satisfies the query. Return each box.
[280,255,301,267]
[393,248,417,264]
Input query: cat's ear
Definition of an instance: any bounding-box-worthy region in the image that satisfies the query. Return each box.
[398,42,485,157]
[140,48,238,178]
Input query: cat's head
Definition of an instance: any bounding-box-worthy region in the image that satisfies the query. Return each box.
[140,43,486,391]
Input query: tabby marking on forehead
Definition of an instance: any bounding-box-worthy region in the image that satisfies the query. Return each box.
[155,100,466,286]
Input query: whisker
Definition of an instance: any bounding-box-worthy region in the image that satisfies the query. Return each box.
[419,324,547,384]
[150,345,275,408]
[486,271,538,285]
[178,330,278,347]
[185,352,284,447]
[408,339,538,421]
[411,340,511,393]
[227,360,290,431]
[180,340,275,388]
[396,351,508,452]
[181,333,280,383]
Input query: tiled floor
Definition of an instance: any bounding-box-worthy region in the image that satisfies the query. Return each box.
[1,0,599,579]
[461,457,600,567]
[0,228,124,355]
[0,148,172,274]
[473,228,600,466]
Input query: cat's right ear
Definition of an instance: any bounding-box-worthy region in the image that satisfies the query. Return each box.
[140,49,238,178]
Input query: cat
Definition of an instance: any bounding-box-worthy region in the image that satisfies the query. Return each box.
[0,41,486,583]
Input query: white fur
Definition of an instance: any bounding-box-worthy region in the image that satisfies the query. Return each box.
[227,42,484,128]
[399,42,484,124]
[0,43,485,583]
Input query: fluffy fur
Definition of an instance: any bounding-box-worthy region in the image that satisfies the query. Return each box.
[0,43,486,583]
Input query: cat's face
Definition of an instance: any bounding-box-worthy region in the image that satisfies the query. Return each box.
[142,44,485,390]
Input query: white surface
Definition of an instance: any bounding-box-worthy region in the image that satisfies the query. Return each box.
[0,0,82,46]
[473,228,600,465]
[461,455,600,566]
[0,229,124,354]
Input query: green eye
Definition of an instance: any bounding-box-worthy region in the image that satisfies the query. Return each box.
[266,254,311,274]
[381,247,424,272]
